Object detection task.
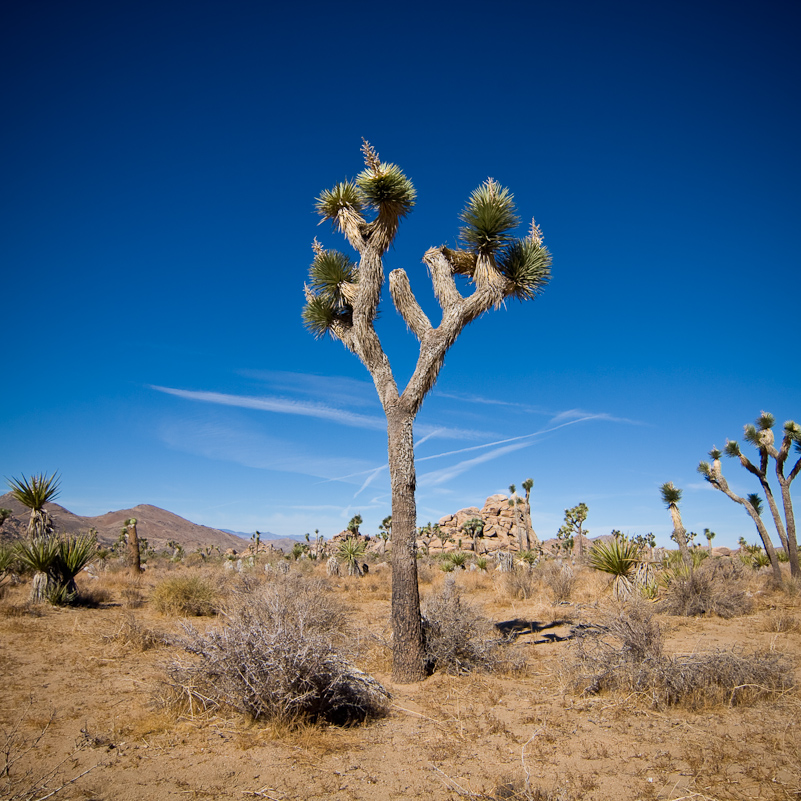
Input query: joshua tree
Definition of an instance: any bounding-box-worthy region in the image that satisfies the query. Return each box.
[704,528,716,552]
[716,413,801,578]
[377,515,392,554]
[697,453,782,581]
[0,508,11,531]
[6,472,61,539]
[508,484,527,551]
[251,530,262,556]
[124,517,141,576]
[521,478,538,546]
[461,517,485,554]
[303,142,551,681]
[347,514,363,536]
[558,503,589,559]
[659,483,690,565]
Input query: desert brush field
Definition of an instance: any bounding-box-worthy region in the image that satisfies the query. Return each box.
[1,552,800,801]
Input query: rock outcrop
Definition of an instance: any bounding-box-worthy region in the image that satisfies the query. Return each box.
[421,493,534,554]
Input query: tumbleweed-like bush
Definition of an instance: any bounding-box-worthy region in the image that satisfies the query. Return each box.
[657,558,753,619]
[422,577,514,675]
[566,603,792,709]
[165,575,389,726]
[152,574,219,616]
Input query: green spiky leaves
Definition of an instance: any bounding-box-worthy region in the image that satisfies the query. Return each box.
[7,472,61,511]
[660,481,682,507]
[459,179,520,256]
[356,162,416,219]
[302,249,357,340]
[497,238,552,301]
[724,440,741,457]
[709,447,722,461]
[747,493,764,516]
[697,461,712,480]
[315,181,363,222]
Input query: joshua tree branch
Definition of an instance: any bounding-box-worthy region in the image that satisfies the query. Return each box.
[389,269,433,340]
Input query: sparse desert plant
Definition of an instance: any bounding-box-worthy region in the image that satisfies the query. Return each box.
[166,575,387,725]
[542,560,575,604]
[500,563,538,600]
[567,603,793,708]
[422,578,512,674]
[337,537,366,576]
[475,556,488,572]
[588,536,643,600]
[445,551,468,569]
[657,558,754,619]
[103,613,170,652]
[152,574,218,616]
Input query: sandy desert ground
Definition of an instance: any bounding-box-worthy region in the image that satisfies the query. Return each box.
[1,555,800,801]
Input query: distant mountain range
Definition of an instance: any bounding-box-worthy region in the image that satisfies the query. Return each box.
[0,493,290,553]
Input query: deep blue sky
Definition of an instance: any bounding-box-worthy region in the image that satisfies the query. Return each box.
[3,0,799,547]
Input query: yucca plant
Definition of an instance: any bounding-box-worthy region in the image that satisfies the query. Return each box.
[6,472,61,539]
[445,551,468,569]
[588,537,644,600]
[55,532,97,598]
[337,537,366,577]
[15,535,60,603]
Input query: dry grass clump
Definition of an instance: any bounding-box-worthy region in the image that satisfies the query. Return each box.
[657,558,754,619]
[498,564,539,600]
[422,577,516,675]
[566,603,793,709]
[763,609,800,633]
[541,561,575,604]
[103,613,171,652]
[151,574,219,616]
[164,574,389,726]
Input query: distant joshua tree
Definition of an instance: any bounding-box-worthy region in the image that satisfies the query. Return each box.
[558,503,589,559]
[521,478,538,546]
[377,516,392,554]
[703,412,801,578]
[508,484,527,551]
[704,528,716,552]
[697,450,782,581]
[347,514,363,537]
[659,483,690,566]
[124,518,141,575]
[460,517,485,554]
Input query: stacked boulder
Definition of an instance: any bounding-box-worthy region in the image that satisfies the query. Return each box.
[422,493,531,554]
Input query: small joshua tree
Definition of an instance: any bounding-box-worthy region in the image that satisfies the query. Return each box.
[557,503,589,560]
[521,477,538,546]
[347,514,363,537]
[704,528,716,552]
[660,483,691,566]
[460,517,485,554]
[303,142,552,681]
[697,452,782,581]
[378,516,392,554]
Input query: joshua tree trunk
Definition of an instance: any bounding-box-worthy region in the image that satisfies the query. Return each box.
[668,504,691,565]
[387,409,426,682]
[126,519,141,576]
[743,499,782,582]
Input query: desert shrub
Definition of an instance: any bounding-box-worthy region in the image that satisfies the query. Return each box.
[542,561,575,604]
[657,559,753,619]
[422,578,513,674]
[445,551,468,569]
[152,574,218,616]
[566,604,792,708]
[165,575,387,725]
[763,610,800,633]
[103,613,171,652]
[500,564,538,600]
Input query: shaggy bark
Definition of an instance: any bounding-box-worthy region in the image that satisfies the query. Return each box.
[668,504,691,566]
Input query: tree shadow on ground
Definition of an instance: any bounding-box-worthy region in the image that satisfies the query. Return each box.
[494,618,578,644]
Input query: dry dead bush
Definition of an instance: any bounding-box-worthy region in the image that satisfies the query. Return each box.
[164,574,389,726]
[658,558,754,618]
[566,603,793,709]
[541,560,575,604]
[102,613,171,652]
[763,610,800,633]
[422,577,516,675]
[498,565,539,600]
[152,573,219,616]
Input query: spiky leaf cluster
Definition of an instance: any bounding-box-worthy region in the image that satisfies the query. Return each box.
[315,181,363,222]
[746,493,764,515]
[660,482,682,507]
[356,162,416,219]
[588,537,642,578]
[697,461,712,480]
[724,440,741,457]
[459,180,520,256]
[302,249,358,339]
[7,472,61,511]
[497,238,552,300]
[708,447,722,460]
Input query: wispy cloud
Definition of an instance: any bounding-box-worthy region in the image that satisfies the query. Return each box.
[548,408,645,426]
[420,441,531,486]
[152,385,486,440]
[433,391,553,416]
[152,385,388,431]
[238,370,378,409]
